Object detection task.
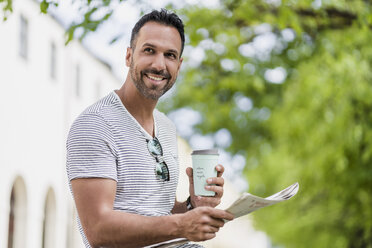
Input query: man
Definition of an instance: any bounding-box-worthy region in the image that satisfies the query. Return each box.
[66,9,234,248]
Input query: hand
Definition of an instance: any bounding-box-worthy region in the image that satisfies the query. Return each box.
[186,164,225,208]
[178,207,234,241]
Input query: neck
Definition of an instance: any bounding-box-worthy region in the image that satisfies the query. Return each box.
[115,75,158,137]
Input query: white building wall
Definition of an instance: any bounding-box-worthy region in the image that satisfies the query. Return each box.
[0,0,120,247]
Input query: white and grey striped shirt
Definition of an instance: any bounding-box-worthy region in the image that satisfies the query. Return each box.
[67,91,201,247]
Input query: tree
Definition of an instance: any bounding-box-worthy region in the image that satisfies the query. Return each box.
[162,1,372,247]
[1,0,130,44]
[249,27,372,247]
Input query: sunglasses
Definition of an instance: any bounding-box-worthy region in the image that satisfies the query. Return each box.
[147,137,170,181]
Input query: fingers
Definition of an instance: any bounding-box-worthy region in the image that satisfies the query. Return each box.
[194,171,224,208]
[207,165,224,187]
[196,207,234,223]
[186,167,194,186]
[194,196,220,207]
[197,213,225,228]
[207,177,224,186]
[205,216,226,229]
[182,207,231,241]
[207,226,220,233]
[207,208,234,221]
[205,185,223,198]
[206,177,224,198]
[216,164,224,177]
[186,167,193,178]
[195,232,216,241]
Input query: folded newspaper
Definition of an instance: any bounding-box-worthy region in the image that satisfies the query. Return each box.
[147,182,299,247]
[224,182,299,221]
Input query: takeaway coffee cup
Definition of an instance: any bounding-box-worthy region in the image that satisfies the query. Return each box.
[191,149,219,196]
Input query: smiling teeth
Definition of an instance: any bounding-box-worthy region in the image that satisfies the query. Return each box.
[147,75,163,81]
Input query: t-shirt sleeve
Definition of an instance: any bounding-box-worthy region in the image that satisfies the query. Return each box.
[66,113,118,181]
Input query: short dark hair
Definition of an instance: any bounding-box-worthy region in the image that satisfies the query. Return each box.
[130,9,185,57]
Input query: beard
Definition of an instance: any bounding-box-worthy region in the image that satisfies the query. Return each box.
[130,59,176,100]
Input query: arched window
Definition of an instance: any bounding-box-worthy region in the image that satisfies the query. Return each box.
[19,15,28,60]
[7,187,15,248]
[7,176,27,248]
[66,202,81,248]
[75,64,81,97]
[50,42,57,80]
[41,187,56,248]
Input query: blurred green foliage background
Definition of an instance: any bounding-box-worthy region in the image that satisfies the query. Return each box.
[162,1,372,247]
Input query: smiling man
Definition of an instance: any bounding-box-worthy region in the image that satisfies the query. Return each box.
[66,9,233,248]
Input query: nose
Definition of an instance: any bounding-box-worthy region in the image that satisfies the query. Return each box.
[151,53,166,71]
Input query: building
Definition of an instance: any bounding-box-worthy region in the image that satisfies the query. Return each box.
[0,0,119,247]
[0,0,270,247]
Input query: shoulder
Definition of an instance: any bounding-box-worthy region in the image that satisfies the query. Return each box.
[154,109,176,131]
[68,93,119,143]
[82,92,120,118]
[71,92,122,129]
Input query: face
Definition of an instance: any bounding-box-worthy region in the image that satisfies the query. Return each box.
[126,22,183,100]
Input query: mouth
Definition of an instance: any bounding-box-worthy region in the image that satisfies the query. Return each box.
[142,69,171,84]
[145,73,167,82]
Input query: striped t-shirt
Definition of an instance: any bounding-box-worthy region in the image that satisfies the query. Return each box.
[66,91,183,247]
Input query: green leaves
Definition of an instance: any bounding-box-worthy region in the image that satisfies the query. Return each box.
[39,0,58,14]
[164,1,372,247]
[65,0,118,44]
[246,26,372,248]
[0,0,13,21]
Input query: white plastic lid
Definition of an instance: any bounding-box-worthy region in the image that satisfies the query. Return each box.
[191,149,219,155]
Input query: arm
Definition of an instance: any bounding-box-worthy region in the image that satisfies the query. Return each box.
[71,177,234,248]
[171,199,188,214]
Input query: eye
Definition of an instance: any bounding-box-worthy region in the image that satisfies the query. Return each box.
[165,52,177,59]
[144,47,154,53]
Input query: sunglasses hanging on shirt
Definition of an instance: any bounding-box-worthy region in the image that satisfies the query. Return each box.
[147,137,170,181]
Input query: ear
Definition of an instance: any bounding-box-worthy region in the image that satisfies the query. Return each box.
[175,57,183,76]
[125,47,132,67]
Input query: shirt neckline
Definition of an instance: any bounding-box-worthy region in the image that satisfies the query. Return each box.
[112,91,158,140]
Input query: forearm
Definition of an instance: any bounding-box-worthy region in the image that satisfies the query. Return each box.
[171,199,188,214]
[86,210,182,248]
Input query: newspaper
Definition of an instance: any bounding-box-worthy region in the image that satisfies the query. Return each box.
[147,182,299,247]
[225,182,299,221]
[145,238,188,248]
